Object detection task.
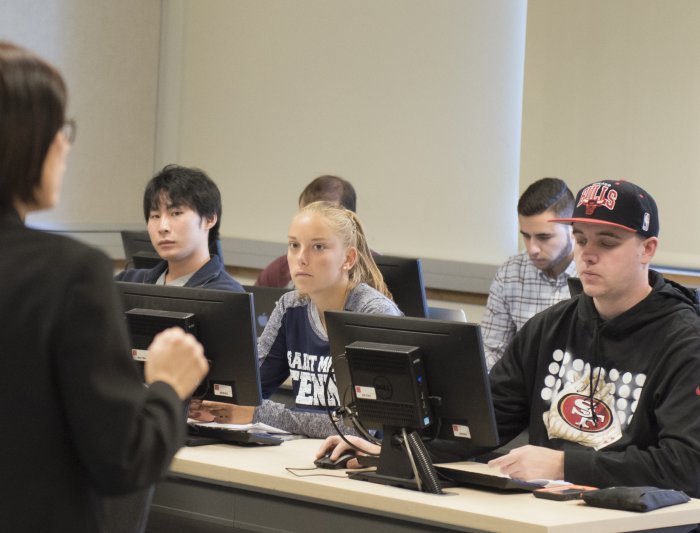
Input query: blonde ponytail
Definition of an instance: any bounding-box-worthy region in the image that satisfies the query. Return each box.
[299,201,392,299]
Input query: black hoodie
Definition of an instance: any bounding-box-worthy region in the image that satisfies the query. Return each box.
[431,270,700,497]
[491,270,700,496]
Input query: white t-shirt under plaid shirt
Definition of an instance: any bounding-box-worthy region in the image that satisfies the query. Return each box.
[481,251,576,370]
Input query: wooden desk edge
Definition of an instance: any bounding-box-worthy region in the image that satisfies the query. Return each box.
[168,441,700,533]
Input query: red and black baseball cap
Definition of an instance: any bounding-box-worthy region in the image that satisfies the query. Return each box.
[550,180,659,238]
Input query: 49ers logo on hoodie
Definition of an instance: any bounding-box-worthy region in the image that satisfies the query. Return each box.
[557,394,613,433]
[541,349,646,450]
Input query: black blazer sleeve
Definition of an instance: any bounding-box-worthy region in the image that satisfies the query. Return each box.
[52,247,185,495]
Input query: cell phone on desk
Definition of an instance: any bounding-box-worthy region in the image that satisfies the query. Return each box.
[533,485,598,501]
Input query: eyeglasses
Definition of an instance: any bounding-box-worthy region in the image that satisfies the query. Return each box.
[61,119,77,144]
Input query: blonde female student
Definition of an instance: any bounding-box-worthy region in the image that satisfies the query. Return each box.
[190,200,402,437]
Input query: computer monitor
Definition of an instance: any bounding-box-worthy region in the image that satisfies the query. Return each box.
[120,230,224,269]
[242,284,293,336]
[115,282,261,406]
[120,230,156,269]
[374,255,428,318]
[326,311,498,490]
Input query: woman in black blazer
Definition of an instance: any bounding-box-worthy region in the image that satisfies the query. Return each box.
[0,41,209,532]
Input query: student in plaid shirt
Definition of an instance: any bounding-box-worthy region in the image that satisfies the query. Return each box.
[481,178,576,369]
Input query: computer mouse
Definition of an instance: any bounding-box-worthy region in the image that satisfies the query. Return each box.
[314,450,357,469]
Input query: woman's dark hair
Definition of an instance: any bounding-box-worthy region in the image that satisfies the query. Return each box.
[0,41,67,208]
[143,164,222,246]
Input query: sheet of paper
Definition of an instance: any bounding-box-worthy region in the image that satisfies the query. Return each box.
[187,419,291,434]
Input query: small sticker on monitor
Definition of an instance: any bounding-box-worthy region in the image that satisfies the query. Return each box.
[355,385,377,400]
[132,349,148,362]
[452,424,471,439]
[213,383,233,398]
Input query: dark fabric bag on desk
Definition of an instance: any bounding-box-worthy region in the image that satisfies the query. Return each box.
[582,486,691,512]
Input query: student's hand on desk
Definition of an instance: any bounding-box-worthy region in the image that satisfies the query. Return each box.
[188,400,255,424]
[145,327,208,400]
[188,400,216,422]
[488,445,564,481]
[315,435,380,470]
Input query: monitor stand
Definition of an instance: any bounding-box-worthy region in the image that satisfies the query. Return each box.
[348,427,445,493]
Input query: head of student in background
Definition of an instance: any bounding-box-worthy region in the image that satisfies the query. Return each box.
[0,41,73,217]
[517,177,575,278]
[287,200,390,300]
[550,179,659,307]
[298,175,357,212]
[143,164,221,264]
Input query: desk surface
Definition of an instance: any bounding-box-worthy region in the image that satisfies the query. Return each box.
[165,439,700,533]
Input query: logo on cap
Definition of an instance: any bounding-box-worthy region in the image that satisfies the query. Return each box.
[577,183,618,216]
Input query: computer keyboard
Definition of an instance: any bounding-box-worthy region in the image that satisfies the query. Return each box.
[186,424,283,446]
[434,461,546,492]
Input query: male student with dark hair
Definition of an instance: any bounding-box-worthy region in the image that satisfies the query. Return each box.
[116,164,243,291]
[255,174,357,288]
[481,177,576,369]
[0,41,209,532]
[319,180,700,498]
[112,164,243,531]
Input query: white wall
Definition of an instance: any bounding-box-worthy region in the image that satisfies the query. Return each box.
[7,1,699,285]
[521,0,700,269]
[159,0,528,266]
[0,0,161,232]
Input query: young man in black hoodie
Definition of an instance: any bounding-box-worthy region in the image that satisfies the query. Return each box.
[318,180,700,498]
[483,180,700,496]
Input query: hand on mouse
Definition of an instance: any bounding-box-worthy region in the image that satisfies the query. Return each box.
[314,450,357,469]
[315,435,380,469]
